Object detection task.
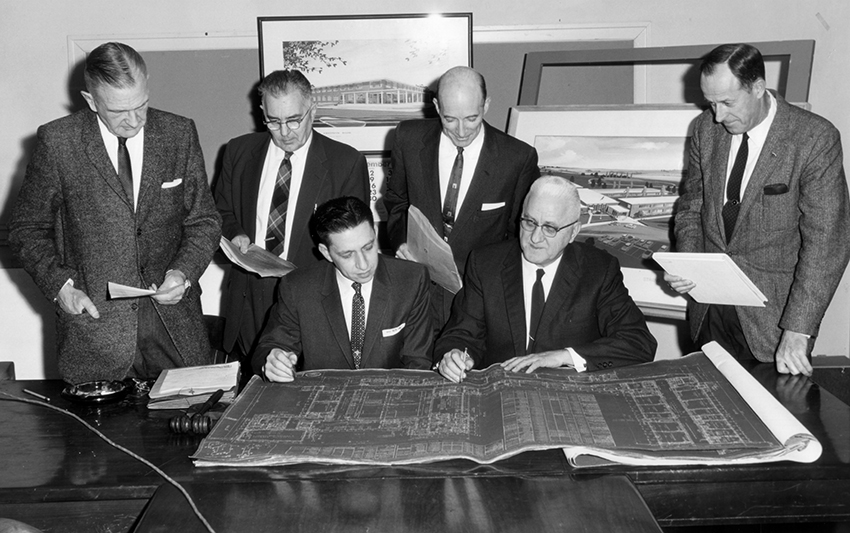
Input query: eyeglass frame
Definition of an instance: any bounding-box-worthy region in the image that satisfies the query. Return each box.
[519,216,579,238]
[262,105,314,131]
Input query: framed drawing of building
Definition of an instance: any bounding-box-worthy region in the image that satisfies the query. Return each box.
[258,13,472,153]
[508,104,705,318]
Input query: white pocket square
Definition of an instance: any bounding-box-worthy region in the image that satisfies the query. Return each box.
[382,323,406,337]
[481,202,505,212]
[161,179,183,189]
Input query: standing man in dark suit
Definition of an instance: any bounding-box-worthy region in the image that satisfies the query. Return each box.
[10,42,221,384]
[384,66,539,333]
[215,70,369,369]
[254,197,433,382]
[435,176,656,382]
[667,43,850,376]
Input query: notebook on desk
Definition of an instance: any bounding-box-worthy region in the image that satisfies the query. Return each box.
[148,361,239,410]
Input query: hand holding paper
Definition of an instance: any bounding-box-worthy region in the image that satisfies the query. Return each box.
[654,252,767,307]
[219,236,296,278]
[405,206,462,294]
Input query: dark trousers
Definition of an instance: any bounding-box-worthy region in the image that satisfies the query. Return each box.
[697,304,757,363]
[129,297,183,379]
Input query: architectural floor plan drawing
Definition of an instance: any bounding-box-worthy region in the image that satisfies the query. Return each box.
[192,343,820,467]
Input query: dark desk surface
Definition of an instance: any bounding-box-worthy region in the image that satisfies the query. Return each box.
[0,364,848,532]
[135,475,662,533]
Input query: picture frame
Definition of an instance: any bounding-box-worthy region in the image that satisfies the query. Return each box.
[258,13,472,152]
[508,104,706,319]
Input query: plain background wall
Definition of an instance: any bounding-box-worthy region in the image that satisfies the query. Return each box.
[1,1,848,378]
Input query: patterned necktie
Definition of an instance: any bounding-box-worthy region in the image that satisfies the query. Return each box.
[527,269,545,354]
[442,146,464,240]
[350,282,365,369]
[117,137,134,203]
[722,133,749,244]
[266,152,293,256]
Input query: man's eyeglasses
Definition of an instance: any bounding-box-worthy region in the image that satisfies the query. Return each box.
[520,217,579,238]
[263,106,313,131]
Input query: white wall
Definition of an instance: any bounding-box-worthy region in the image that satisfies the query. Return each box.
[2,1,848,377]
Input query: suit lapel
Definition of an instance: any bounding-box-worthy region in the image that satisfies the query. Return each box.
[418,123,445,232]
[320,263,355,369]
[706,127,732,244]
[136,111,163,220]
[735,95,790,233]
[289,132,327,260]
[538,246,580,346]
[361,257,389,366]
[82,112,133,211]
[245,136,271,240]
[500,245,527,358]
[451,122,496,235]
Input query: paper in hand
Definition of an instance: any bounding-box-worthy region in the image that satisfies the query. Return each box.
[108,282,156,299]
[653,252,767,307]
[406,206,462,294]
[219,236,296,278]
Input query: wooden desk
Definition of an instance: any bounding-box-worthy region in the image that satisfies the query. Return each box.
[0,364,848,532]
[134,476,661,533]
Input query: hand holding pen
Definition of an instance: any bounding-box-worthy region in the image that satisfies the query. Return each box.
[437,347,474,383]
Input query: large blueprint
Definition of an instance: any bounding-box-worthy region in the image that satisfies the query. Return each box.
[192,344,820,467]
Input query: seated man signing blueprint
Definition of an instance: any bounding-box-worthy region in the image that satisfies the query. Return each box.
[435,176,657,382]
[253,197,434,382]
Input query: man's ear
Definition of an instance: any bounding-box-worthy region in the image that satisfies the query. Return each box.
[482,96,491,116]
[318,243,332,263]
[433,98,441,116]
[81,91,97,112]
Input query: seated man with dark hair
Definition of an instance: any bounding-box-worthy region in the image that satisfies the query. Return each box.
[253,196,433,382]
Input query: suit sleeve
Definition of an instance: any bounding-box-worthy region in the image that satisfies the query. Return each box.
[214,140,249,241]
[571,257,657,369]
[384,124,410,251]
[398,267,434,369]
[344,151,370,203]
[507,145,540,238]
[252,276,303,376]
[674,122,707,254]
[780,126,850,335]
[167,119,222,283]
[433,251,488,367]
[9,125,78,300]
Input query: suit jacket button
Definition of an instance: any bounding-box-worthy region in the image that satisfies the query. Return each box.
[131,303,139,311]
[136,228,143,236]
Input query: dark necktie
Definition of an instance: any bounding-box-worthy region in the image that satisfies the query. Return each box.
[722,133,749,244]
[117,137,134,203]
[527,269,545,354]
[442,146,464,240]
[266,152,293,257]
[350,282,365,369]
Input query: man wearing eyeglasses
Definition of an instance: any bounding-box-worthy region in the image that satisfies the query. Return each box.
[434,176,656,382]
[215,70,369,370]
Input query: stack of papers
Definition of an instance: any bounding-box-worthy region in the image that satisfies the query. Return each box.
[148,361,240,410]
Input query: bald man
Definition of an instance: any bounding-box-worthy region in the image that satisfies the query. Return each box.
[384,66,539,334]
[435,176,656,382]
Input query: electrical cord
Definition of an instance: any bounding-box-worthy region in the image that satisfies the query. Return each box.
[0,391,216,533]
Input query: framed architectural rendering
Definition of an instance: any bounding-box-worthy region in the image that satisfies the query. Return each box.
[508,104,706,318]
[258,13,472,153]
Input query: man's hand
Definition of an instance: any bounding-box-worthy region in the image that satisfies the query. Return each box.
[57,283,100,318]
[502,349,573,374]
[150,270,189,305]
[395,243,417,262]
[232,234,251,254]
[775,329,813,376]
[437,349,473,383]
[263,349,299,383]
[664,273,696,294]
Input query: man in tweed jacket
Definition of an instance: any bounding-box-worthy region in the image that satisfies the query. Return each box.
[668,43,850,376]
[10,42,221,383]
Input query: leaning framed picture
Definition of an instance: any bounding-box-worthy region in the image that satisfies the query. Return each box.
[508,104,705,319]
[258,13,473,152]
